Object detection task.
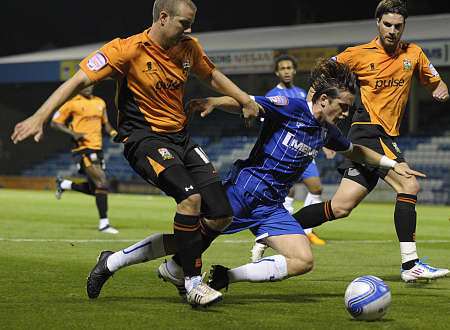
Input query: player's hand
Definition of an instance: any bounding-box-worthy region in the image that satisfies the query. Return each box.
[393,163,426,178]
[186,98,215,118]
[72,132,85,141]
[432,83,449,102]
[322,147,336,159]
[11,114,46,144]
[241,99,263,127]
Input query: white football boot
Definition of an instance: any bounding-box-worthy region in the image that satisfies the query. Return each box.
[401,259,449,282]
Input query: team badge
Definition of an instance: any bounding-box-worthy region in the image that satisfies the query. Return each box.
[182,59,191,76]
[392,142,401,153]
[403,58,412,71]
[369,63,376,71]
[429,63,439,77]
[158,148,174,160]
[87,52,108,71]
[267,96,289,106]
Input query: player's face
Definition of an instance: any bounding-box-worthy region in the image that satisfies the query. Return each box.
[377,13,405,51]
[321,90,355,124]
[275,60,296,86]
[164,3,196,47]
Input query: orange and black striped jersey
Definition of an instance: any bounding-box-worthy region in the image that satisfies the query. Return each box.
[79,29,215,138]
[52,95,108,151]
[336,37,441,136]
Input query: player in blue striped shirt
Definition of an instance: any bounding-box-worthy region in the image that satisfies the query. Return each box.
[263,54,327,247]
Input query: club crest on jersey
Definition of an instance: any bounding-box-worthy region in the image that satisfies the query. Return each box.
[158,148,174,160]
[267,96,289,106]
[403,58,412,71]
[182,59,191,76]
[369,63,376,71]
[87,52,108,71]
[392,142,401,153]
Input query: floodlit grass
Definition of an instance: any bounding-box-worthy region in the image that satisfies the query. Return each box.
[1,189,449,329]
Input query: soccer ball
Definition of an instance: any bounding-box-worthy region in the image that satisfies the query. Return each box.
[344,275,391,321]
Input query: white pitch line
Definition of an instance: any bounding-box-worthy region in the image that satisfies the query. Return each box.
[0,238,449,244]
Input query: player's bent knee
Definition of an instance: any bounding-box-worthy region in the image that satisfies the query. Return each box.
[401,178,420,195]
[289,256,314,276]
[203,216,232,232]
[178,193,202,214]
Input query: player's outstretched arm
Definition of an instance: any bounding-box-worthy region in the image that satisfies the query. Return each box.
[11,70,92,144]
[342,144,426,178]
[206,70,260,120]
[187,96,243,117]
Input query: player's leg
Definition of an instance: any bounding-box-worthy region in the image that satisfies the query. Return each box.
[84,162,118,234]
[383,163,449,281]
[301,161,326,245]
[209,207,311,290]
[292,164,375,230]
[283,186,295,214]
[55,152,95,199]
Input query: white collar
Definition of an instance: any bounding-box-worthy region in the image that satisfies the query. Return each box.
[307,101,314,115]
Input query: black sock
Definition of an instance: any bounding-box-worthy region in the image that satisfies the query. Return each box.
[173,213,203,277]
[95,192,108,219]
[71,182,94,195]
[293,201,336,229]
[395,194,417,242]
[395,194,418,270]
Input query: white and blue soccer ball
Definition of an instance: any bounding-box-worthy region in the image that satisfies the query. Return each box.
[344,275,391,321]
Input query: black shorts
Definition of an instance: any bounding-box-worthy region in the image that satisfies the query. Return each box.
[340,107,406,191]
[73,149,105,175]
[123,129,221,192]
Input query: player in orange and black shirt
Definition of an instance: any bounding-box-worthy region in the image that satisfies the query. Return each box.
[293,0,449,282]
[51,86,119,234]
[11,0,260,307]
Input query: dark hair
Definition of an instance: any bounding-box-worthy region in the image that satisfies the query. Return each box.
[274,54,297,72]
[310,58,357,104]
[375,0,408,20]
[152,0,197,22]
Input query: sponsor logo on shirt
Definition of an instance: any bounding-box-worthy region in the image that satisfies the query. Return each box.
[374,77,405,89]
[282,132,318,157]
[155,79,183,90]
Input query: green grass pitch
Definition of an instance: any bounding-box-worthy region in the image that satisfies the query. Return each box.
[1,189,449,329]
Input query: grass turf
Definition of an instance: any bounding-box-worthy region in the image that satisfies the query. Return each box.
[0,189,449,329]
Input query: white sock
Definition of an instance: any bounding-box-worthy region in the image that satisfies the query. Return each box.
[99,218,110,229]
[283,197,295,214]
[106,233,167,272]
[303,193,321,235]
[60,180,72,190]
[185,275,202,293]
[228,255,288,283]
[400,242,419,264]
[166,258,184,279]
[304,193,321,207]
